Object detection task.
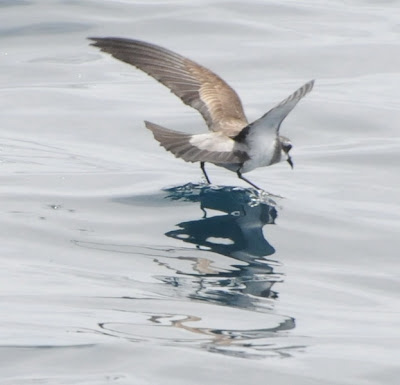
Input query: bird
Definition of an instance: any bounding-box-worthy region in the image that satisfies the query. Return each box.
[89,37,314,190]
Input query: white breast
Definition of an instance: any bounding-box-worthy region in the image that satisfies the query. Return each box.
[241,135,280,173]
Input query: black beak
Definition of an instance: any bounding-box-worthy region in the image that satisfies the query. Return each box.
[287,156,294,169]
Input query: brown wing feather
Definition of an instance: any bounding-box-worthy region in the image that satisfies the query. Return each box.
[145,121,246,164]
[89,37,248,136]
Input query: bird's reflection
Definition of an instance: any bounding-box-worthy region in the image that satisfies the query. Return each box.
[159,183,284,312]
[74,183,298,357]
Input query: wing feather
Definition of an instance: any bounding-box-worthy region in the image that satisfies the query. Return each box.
[235,80,314,143]
[260,80,314,132]
[145,121,246,164]
[89,37,248,135]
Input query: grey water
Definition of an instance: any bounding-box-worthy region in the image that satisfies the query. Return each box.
[0,0,399,384]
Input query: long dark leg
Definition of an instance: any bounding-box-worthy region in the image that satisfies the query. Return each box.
[237,169,261,190]
[200,162,211,184]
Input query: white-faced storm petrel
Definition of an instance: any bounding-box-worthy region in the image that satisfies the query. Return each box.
[89,37,314,190]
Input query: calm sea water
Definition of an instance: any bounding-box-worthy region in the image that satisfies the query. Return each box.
[0,1,399,384]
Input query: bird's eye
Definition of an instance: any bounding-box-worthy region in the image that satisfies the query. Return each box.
[283,143,292,152]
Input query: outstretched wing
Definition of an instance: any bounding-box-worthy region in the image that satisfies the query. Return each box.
[145,121,247,164]
[89,37,248,135]
[235,80,314,142]
[264,79,314,132]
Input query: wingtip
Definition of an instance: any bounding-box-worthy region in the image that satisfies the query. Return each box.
[301,79,315,95]
[144,120,160,133]
[87,36,115,47]
[87,36,101,47]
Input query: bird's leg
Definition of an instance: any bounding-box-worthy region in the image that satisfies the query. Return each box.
[200,162,211,184]
[237,168,261,190]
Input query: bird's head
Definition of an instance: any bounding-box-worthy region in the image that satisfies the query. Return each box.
[279,136,293,169]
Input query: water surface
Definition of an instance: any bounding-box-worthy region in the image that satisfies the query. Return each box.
[0,1,399,384]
